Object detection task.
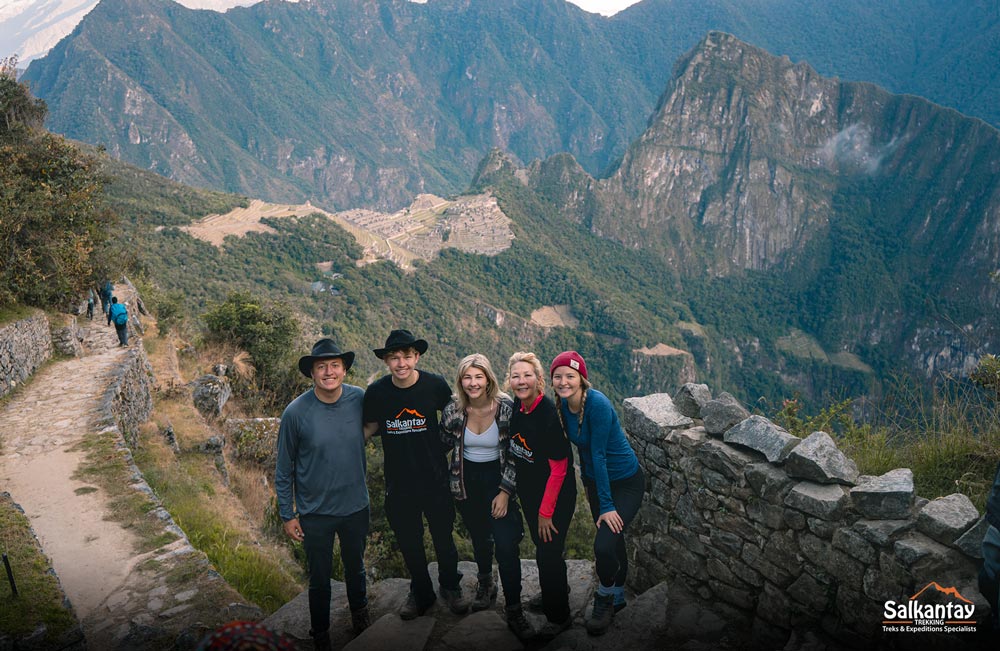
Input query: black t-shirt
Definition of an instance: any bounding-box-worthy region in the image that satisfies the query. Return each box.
[508,395,575,510]
[363,371,452,492]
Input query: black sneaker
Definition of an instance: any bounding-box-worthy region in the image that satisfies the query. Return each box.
[351,605,371,634]
[439,585,470,615]
[505,604,535,640]
[400,591,434,620]
[585,592,615,636]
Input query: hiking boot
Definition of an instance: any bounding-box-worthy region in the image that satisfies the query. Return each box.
[586,592,615,636]
[505,603,535,640]
[400,591,434,620]
[309,629,331,651]
[527,584,569,611]
[439,584,471,615]
[351,605,371,634]
[536,615,572,640]
[471,573,498,612]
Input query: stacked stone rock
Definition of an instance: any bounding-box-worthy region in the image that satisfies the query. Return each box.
[51,316,84,358]
[0,312,52,397]
[625,384,989,644]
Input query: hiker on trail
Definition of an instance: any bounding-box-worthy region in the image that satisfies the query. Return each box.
[505,351,576,640]
[107,297,129,346]
[86,289,95,320]
[981,461,1000,632]
[99,280,113,315]
[362,329,470,619]
[440,354,534,639]
[550,351,643,636]
[275,339,371,648]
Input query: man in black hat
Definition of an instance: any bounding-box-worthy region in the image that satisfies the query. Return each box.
[276,339,370,648]
[363,329,470,619]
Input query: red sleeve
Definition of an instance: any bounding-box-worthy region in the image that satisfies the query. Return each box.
[539,458,568,518]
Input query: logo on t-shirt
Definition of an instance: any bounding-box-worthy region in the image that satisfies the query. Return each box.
[385,408,427,435]
[508,432,534,462]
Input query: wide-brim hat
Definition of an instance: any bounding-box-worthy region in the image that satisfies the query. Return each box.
[298,338,355,377]
[373,329,429,359]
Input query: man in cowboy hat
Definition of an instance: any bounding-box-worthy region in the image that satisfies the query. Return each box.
[276,339,370,648]
[363,329,470,619]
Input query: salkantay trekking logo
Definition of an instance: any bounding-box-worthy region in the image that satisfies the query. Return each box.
[385,408,427,435]
[508,433,533,462]
[882,582,977,634]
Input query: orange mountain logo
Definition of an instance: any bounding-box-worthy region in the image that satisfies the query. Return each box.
[395,408,425,419]
[511,433,530,449]
[909,582,973,604]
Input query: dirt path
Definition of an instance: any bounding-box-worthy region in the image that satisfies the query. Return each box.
[0,306,137,619]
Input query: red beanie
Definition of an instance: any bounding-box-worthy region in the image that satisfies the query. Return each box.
[550,350,587,379]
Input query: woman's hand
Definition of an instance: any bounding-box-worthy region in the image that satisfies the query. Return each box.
[538,515,558,543]
[491,491,509,519]
[596,510,624,534]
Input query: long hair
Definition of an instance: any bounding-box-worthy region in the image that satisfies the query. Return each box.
[504,351,546,395]
[454,353,500,411]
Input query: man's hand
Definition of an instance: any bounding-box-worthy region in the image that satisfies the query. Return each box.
[364,422,378,442]
[283,517,304,542]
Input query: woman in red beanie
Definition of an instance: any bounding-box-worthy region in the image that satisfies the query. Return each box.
[505,351,577,640]
[550,350,643,637]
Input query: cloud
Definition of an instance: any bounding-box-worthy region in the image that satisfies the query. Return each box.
[819,124,898,175]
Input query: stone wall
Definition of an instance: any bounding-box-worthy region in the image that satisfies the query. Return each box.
[0,311,52,398]
[97,346,154,450]
[624,385,989,645]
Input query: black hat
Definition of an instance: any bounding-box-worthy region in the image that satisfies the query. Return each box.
[298,339,355,377]
[373,329,429,359]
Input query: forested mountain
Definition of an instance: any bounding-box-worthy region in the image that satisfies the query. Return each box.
[97,33,999,412]
[21,0,1000,211]
[498,32,1000,392]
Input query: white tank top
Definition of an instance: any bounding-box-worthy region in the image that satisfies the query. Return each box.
[463,420,500,462]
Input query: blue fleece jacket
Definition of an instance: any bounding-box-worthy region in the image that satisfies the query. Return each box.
[559,388,639,515]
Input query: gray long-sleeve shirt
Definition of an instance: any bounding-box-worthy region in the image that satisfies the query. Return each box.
[275,385,369,521]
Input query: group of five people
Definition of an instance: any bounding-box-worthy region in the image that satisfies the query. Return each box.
[275,329,644,649]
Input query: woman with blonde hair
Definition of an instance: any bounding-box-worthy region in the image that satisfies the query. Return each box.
[505,351,576,640]
[550,351,643,637]
[440,354,533,639]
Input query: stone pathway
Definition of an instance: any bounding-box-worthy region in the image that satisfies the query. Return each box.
[0,287,255,650]
[0,301,135,620]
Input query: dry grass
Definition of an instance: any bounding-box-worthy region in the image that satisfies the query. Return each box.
[137,325,303,613]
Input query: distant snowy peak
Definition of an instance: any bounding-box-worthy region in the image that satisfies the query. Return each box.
[0,0,264,64]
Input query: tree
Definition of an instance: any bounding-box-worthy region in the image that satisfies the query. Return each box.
[203,292,302,411]
[0,56,119,308]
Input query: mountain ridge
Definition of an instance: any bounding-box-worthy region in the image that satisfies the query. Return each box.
[22,0,1000,210]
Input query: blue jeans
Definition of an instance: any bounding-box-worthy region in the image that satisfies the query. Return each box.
[455,459,524,605]
[300,507,370,635]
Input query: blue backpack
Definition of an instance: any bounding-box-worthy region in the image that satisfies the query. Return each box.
[111,304,128,326]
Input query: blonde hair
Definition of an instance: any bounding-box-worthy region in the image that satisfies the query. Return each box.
[505,351,546,394]
[455,353,500,411]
